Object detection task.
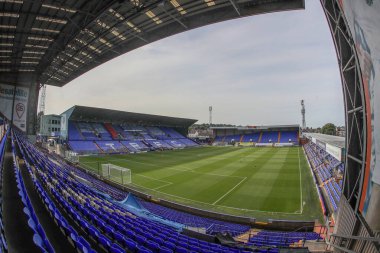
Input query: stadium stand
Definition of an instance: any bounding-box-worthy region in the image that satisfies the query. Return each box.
[164,140,186,149]
[11,130,317,253]
[93,123,112,140]
[214,136,224,142]
[278,131,298,143]
[139,200,250,237]
[0,128,8,252]
[120,141,150,153]
[161,127,189,140]
[14,131,247,252]
[104,123,119,140]
[96,141,127,153]
[77,122,99,140]
[12,147,55,253]
[178,138,199,147]
[213,129,299,146]
[68,141,100,154]
[259,132,279,143]
[144,140,173,150]
[224,135,241,143]
[304,141,344,212]
[241,133,260,143]
[68,121,198,154]
[248,230,322,247]
[68,122,84,140]
[146,127,167,139]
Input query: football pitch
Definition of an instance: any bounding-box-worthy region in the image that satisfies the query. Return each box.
[79,146,322,221]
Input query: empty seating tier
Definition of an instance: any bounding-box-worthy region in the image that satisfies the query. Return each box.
[68,122,199,154]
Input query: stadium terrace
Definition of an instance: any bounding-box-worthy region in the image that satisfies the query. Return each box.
[0,0,379,252]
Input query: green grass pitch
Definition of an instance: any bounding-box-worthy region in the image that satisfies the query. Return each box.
[79,146,322,221]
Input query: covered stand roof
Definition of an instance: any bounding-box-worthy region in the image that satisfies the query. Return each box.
[62,105,197,128]
[211,124,300,130]
[0,0,304,86]
[304,133,345,149]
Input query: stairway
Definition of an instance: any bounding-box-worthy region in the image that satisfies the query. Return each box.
[258,132,263,143]
[93,141,104,153]
[104,123,118,139]
[74,122,85,140]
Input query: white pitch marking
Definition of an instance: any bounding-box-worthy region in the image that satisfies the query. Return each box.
[130,180,301,215]
[212,177,247,205]
[298,147,303,214]
[86,148,303,215]
[133,173,171,184]
[111,157,246,179]
[153,182,173,190]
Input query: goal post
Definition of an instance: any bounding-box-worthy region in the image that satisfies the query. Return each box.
[101,163,131,185]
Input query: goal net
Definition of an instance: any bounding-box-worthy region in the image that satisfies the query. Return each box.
[65,151,79,163]
[101,163,131,185]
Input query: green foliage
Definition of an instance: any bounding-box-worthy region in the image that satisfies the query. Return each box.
[322,123,337,135]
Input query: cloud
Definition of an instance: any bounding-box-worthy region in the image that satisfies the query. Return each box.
[45,0,344,128]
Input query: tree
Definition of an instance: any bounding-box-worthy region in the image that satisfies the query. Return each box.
[322,123,337,136]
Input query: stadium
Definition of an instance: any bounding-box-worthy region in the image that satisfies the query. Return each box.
[0,1,379,253]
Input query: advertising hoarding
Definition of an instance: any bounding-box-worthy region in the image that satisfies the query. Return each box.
[326,143,342,162]
[0,84,29,132]
[316,140,326,150]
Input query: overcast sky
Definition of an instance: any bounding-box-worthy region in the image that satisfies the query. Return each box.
[44,0,344,128]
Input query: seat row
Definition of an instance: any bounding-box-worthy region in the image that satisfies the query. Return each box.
[12,139,54,253]
[14,130,310,253]
[304,142,342,212]
[139,200,250,237]
[14,131,252,253]
[0,129,8,252]
[248,230,322,248]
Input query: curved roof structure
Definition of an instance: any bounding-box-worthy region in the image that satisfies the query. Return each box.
[0,0,304,87]
[62,105,197,127]
[304,132,345,149]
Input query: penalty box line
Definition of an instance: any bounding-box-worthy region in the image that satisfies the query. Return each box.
[131,181,301,215]
[133,173,172,184]
[212,177,247,205]
[108,157,246,180]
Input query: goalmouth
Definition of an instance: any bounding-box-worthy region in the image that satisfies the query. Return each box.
[101,163,131,185]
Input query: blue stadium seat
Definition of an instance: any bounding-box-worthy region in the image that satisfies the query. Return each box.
[159,246,173,253]
[146,240,160,252]
[137,245,153,253]
[98,234,112,250]
[123,238,137,251]
[33,234,47,253]
[110,243,125,253]
[176,246,188,253]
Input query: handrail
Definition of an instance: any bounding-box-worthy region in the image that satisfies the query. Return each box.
[326,240,357,253]
[329,233,380,243]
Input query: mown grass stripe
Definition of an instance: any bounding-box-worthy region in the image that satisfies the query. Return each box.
[78,146,322,221]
